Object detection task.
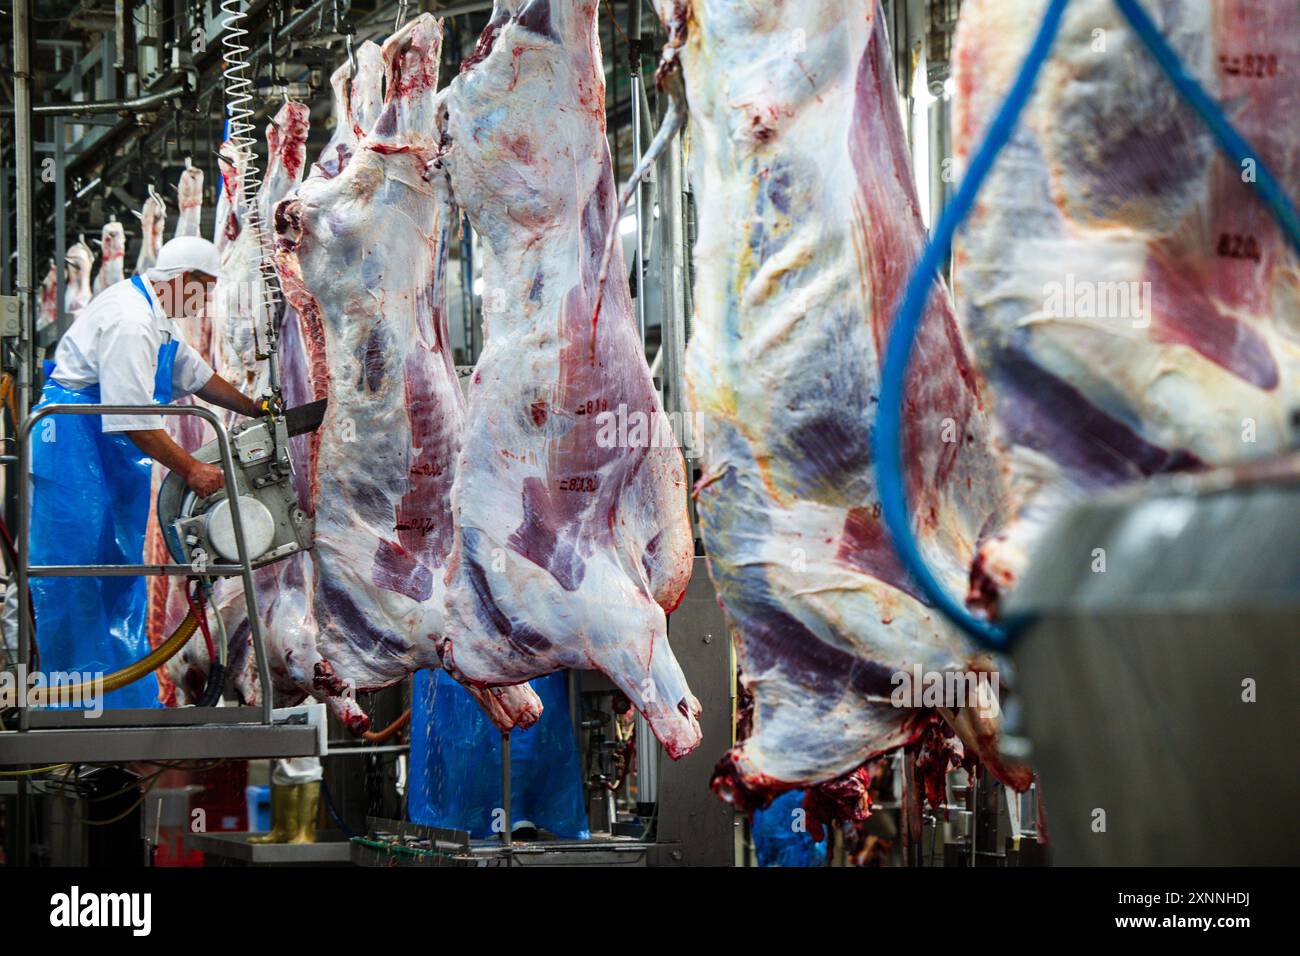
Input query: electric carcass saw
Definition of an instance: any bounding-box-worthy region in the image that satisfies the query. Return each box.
[157,400,326,570]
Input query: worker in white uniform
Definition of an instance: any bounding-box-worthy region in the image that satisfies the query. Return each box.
[29,236,267,710]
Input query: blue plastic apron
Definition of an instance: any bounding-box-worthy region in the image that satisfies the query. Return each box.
[29,275,175,710]
[409,670,589,839]
[751,790,829,867]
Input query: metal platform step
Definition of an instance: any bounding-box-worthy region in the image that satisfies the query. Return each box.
[185,831,352,865]
[0,705,324,765]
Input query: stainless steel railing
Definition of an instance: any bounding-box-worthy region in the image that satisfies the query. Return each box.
[13,402,274,730]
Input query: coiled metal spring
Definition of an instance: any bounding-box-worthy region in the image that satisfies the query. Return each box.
[221,0,283,369]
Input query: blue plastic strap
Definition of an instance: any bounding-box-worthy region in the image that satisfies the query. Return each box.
[872,0,1300,652]
[874,0,1070,651]
[130,273,152,304]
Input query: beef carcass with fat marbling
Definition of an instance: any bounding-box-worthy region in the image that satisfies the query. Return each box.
[92,219,126,294]
[953,0,1300,606]
[214,140,244,257]
[38,259,57,332]
[162,42,390,708]
[211,102,310,410]
[271,14,541,732]
[134,189,167,275]
[313,41,385,180]
[435,0,700,755]
[175,160,204,239]
[650,0,1027,803]
[64,239,94,316]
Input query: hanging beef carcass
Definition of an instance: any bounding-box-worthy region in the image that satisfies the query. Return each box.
[214,140,244,259]
[156,106,308,703]
[435,0,700,756]
[211,101,311,411]
[37,259,57,332]
[64,238,94,316]
[134,188,167,275]
[269,14,541,732]
[953,0,1300,606]
[92,217,126,294]
[161,42,391,709]
[648,0,1028,804]
[170,162,213,380]
[313,40,385,180]
[175,159,205,238]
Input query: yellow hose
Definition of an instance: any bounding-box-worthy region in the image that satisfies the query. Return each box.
[28,610,200,707]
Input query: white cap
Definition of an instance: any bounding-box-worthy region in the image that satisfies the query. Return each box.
[147,235,221,282]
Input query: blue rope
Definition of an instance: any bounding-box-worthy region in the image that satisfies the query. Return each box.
[872,0,1300,652]
[873,0,1071,651]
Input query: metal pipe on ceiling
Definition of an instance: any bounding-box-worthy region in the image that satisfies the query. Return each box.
[10,0,36,867]
[0,85,188,118]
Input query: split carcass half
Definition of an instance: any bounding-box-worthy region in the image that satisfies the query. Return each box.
[92,218,126,294]
[37,259,57,332]
[134,188,167,275]
[313,40,385,180]
[214,140,244,255]
[651,0,1028,804]
[953,0,1300,605]
[271,13,541,733]
[211,101,310,410]
[161,41,391,710]
[162,104,310,704]
[64,239,94,315]
[436,0,700,756]
[175,160,204,239]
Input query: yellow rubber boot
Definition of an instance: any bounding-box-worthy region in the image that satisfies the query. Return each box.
[249,784,298,844]
[290,781,321,844]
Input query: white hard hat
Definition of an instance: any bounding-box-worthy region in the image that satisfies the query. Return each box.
[147,236,221,282]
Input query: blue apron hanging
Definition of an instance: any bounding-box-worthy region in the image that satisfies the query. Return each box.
[29,275,175,710]
[751,790,829,867]
[409,669,590,840]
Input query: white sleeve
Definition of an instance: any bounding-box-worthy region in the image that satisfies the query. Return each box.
[171,338,216,398]
[98,320,165,432]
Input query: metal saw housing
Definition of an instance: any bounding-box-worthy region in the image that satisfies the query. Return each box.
[157,414,313,571]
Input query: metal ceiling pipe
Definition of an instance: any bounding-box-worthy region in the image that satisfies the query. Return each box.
[9,0,35,867]
[11,0,34,436]
[0,85,188,118]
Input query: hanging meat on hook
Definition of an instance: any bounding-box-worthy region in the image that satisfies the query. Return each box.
[210,101,310,412]
[313,40,386,180]
[268,14,542,732]
[952,0,1300,606]
[37,259,58,332]
[175,158,205,239]
[133,188,167,275]
[647,0,1028,805]
[92,217,126,294]
[64,238,94,317]
[435,0,700,756]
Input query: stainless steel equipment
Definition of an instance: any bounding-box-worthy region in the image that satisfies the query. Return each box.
[156,400,324,570]
[1006,462,1300,866]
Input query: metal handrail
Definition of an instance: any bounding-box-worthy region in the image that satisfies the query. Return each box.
[14,403,274,730]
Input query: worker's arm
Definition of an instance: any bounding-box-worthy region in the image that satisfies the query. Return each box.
[126,429,224,497]
[195,373,265,419]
